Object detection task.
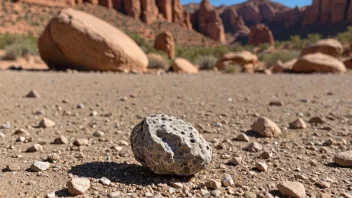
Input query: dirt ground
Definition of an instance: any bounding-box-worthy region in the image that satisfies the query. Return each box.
[0,71,351,198]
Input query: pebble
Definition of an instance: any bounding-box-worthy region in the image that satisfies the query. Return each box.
[67,178,90,195]
[269,101,284,106]
[211,190,222,197]
[309,116,325,125]
[30,161,50,172]
[53,135,69,144]
[205,179,221,190]
[255,162,268,171]
[108,191,121,198]
[16,136,26,142]
[0,132,4,138]
[73,139,89,146]
[251,117,281,137]
[334,150,352,167]
[38,118,56,128]
[25,90,40,98]
[221,173,234,187]
[6,164,21,171]
[93,130,104,137]
[170,182,183,189]
[99,177,111,186]
[260,151,272,159]
[244,142,263,152]
[200,189,210,197]
[289,118,307,129]
[77,103,85,109]
[277,181,306,198]
[228,156,243,166]
[90,111,98,116]
[13,129,30,136]
[46,192,56,198]
[233,133,249,142]
[26,144,43,152]
[1,122,11,129]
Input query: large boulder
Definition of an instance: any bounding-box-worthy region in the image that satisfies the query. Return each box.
[343,57,352,69]
[216,51,258,72]
[172,58,198,74]
[130,114,212,176]
[154,31,175,59]
[38,8,148,72]
[248,24,274,46]
[293,53,346,73]
[300,39,343,58]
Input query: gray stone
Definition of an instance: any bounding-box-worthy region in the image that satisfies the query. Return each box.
[221,173,234,187]
[244,142,263,152]
[30,161,50,172]
[130,114,212,176]
[233,133,249,142]
[108,191,121,198]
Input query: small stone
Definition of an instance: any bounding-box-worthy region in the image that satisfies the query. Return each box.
[30,161,50,172]
[108,191,121,198]
[46,192,56,198]
[16,136,26,142]
[289,118,307,129]
[38,118,56,128]
[26,90,40,98]
[277,181,306,198]
[342,192,352,198]
[144,192,153,197]
[269,101,284,106]
[73,139,89,146]
[260,151,272,159]
[53,135,69,144]
[170,182,183,189]
[323,138,335,146]
[200,189,210,197]
[211,190,222,197]
[77,103,85,109]
[233,133,249,142]
[90,111,98,116]
[0,132,5,138]
[251,117,281,137]
[26,144,43,152]
[99,177,111,186]
[67,178,90,195]
[5,164,21,171]
[0,122,11,129]
[255,162,268,171]
[120,96,128,101]
[244,192,257,198]
[221,173,234,187]
[334,150,352,167]
[205,179,221,190]
[47,153,60,162]
[13,129,31,136]
[93,131,104,137]
[244,142,263,152]
[317,181,331,188]
[309,116,325,125]
[228,156,243,166]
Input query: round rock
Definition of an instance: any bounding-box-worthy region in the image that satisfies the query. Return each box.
[334,150,352,167]
[130,114,212,176]
[277,181,306,198]
[251,117,281,137]
[67,178,90,195]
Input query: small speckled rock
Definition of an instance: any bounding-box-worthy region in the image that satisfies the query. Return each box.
[130,114,212,176]
[67,178,90,195]
[277,181,306,198]
[251,117,281,137]
[334,150,352,167]
[38,118,56,128]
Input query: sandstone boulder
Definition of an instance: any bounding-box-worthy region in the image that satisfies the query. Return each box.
[38,8,148,72]
[154,31,175,59]
[334,150,352,167]
[251,117,281,137]
[293,53,346,73]
[216,51,258,71]
[248,24,274,46]
[130,114,212,176]
[300,39,343,58]
[343,57,352,69]
[270,59,297,73]
[172,58,198,74]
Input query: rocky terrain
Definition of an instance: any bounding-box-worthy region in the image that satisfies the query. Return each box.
[0,71,351,197]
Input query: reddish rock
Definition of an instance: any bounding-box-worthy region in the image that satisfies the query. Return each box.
[220,8,250,37]
[154,31,175,59]
[302,0,320,25]
[124,0,141,19]
[99,0,112,8]
[258,2,276,22]
[293,53,346,74]
[157,0,172,22]
[237,4,262,24]
[141,0,159,24]
[112,0,123,11]
[83,0,98,4]
[172,58,198,74]
[196,0,226,43]
[172,0,184,25]
[343,57,352,69]
[183,11,192,30]
[248,24,274,46]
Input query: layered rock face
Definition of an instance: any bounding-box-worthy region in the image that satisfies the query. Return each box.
[248,24,274,46]
[192,0,226,43]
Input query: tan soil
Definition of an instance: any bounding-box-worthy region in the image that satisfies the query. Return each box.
[0,71,351,197]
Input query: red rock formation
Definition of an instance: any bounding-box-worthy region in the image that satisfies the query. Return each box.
[248,24,274,46]
[183,11,192,30]
[124,0,141,19]
[259,2,275,22]
[83,0,98,5]
[112,0,123,11]
[196,0,226,43]
[154,31,175,59]
[237,4,262,24]
[220,8,250,37]
[172,0,183,25]
[141,0,159,24]
[99,0,112,8]
[157,0,172,22]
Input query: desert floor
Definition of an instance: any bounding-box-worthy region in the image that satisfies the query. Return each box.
[0,71,351,197]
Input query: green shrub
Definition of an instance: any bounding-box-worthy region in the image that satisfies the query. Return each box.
[259,50,299,67]
[337,26,352,43]
[224,64,242,74]
[194,55,217,70]
[147,54,169,70]
[3,39,38,60]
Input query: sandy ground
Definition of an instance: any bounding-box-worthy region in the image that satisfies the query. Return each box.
[0,71,351,198]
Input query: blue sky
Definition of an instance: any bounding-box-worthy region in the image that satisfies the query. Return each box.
[180,0,311,8]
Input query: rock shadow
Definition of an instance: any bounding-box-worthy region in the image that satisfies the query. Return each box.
[69,162,192,186]
[245,130,263,138]
[55,189,73,197]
